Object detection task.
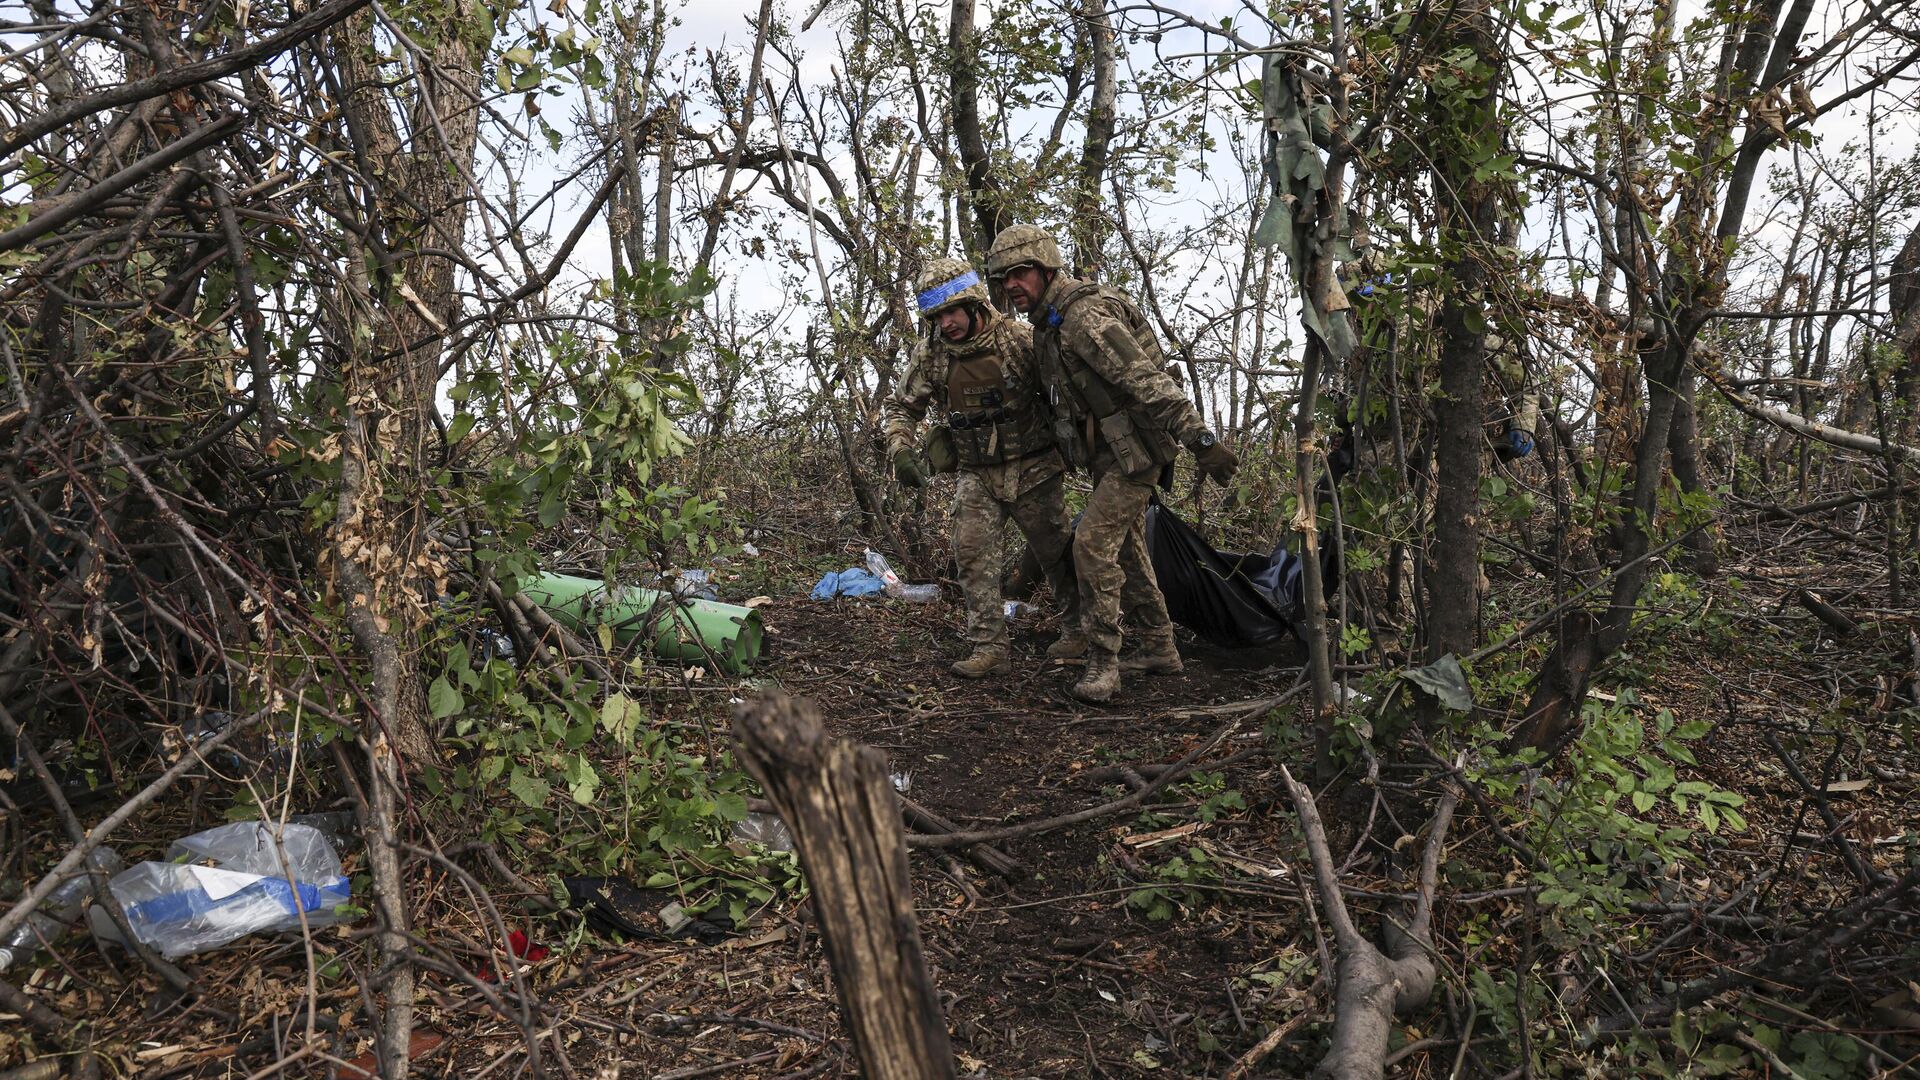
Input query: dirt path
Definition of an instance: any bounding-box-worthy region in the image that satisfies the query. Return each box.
[741,597,1317,1077]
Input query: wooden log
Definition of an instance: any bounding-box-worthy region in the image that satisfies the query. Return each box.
[733,693,956,1080]
[1797,588,1859,637]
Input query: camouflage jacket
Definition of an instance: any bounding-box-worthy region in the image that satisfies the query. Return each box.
[1029,273,1208,477]
[880,307,1065,501]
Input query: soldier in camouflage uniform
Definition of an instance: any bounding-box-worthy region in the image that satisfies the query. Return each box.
[986,225,1240,703]
[880,257,1079,678]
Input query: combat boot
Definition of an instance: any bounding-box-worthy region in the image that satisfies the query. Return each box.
[1071,648,1121,703]
[1046,628,1088,660]
[950,646,1011,679]
[1120,629,1184,675]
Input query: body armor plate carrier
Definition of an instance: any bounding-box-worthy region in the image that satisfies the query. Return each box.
[1037,282,1180,476]
[938,319,1054,468]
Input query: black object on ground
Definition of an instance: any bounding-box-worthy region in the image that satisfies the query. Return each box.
[1144,499,1340,650]
[561,876,735,945]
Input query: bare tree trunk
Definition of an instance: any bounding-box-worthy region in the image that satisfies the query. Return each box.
[653,94,677,268]
[733,694,956,1080]
[1070,0,1117,274]
[948,0,1007,257]
[1295,342,1338,777]
[1890,222,1920,442]
[329,9,492,1073]
[1423,0,1501,665]
[329,0,488,765]
[1668,366,1720,573]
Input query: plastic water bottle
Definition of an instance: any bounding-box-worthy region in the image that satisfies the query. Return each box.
[864,549,940,602]
[1004,600,1035,619]
[91,822,353,958]
[0,849,123,972]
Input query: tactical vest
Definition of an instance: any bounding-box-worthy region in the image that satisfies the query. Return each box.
[1035,281,1180,476]
[935,316,1055,468]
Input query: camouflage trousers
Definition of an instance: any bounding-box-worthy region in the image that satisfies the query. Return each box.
[952,470,1075,649]
[1073,465,1172,655]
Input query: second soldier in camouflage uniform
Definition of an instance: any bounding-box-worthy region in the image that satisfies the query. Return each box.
[881,257,1079,678]
[986,226,1240,703]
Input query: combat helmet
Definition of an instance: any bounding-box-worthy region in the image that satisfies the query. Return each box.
[985,224,1064,279]
[915,257,990,319]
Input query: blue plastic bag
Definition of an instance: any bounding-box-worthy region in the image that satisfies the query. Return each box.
[810,568,886,600]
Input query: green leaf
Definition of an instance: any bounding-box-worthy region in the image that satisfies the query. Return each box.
[1402,653,1475,712]
[712,791,748,822]
[508,768,551,808]
[565,756,600,805]
[428,676,464,720]
[1631,790,1657,813]
[600,692,644,745]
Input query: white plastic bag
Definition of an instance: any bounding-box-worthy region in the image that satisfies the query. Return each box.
[95,821,353,958]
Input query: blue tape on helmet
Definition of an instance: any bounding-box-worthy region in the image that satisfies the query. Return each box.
[917,271,982,314]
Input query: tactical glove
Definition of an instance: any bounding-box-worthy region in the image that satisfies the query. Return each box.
[1194,442,1239,486]
[925,426,958,474]
[893,448,928,488]
[1495,428,1535,462]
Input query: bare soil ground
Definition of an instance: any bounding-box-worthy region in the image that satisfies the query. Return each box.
[6,526,1918,1078]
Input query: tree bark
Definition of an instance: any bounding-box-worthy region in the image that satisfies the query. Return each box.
[948,0,1007,257]
[733,694,956,1080]
[1281,767,1459,1080]
[1070,0,1117,274]
[1424,0,1502,665]
[329,3,489,765]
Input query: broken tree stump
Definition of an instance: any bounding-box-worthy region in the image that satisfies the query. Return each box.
[733,693,956,1080]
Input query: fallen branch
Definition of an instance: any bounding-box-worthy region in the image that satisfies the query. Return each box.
[1712,381,1920,465]
[0,976,72,1039]
[1590,863,1920,1040]
[1796,588,1860,637]
[896,795,1026,880]
[1736,482,1919,523]
[1280,765,1460,1080]
[1222,992,1321,1080]
[508,592,613,684]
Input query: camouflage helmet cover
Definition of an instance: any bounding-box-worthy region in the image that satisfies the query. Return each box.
[914,257,990,318]
[984,224,1063,277]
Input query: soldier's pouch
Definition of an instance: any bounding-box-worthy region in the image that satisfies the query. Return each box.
[926,426,959,474]
[1053,417,1085,466]
[1097,412,1157,479]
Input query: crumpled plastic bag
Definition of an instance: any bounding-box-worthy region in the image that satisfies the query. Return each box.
[94,821,353,958]
[809,567,886,599]
[732,812,794,852]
